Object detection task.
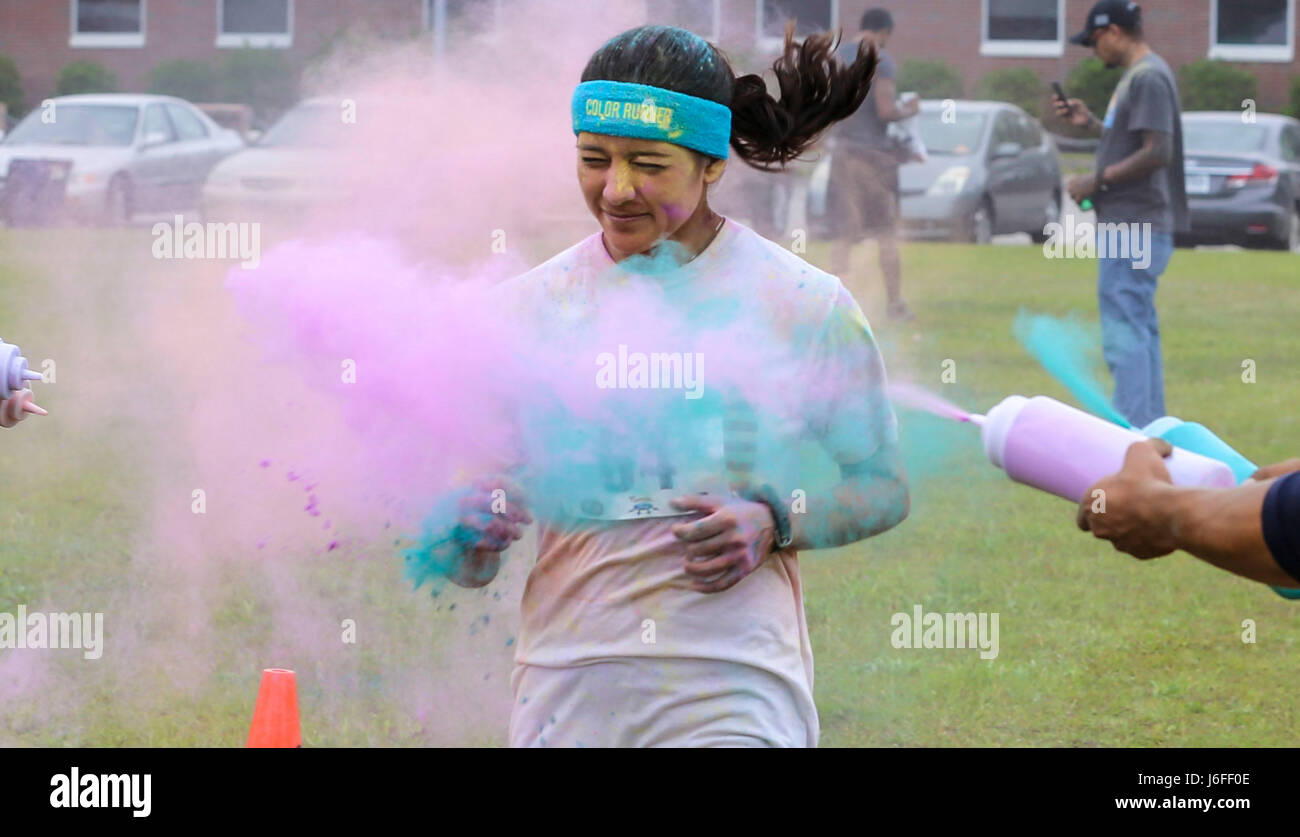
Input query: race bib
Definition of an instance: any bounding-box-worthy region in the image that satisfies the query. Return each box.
[533,392,764,522]
[562,412,735,521]
[570,479,737,521]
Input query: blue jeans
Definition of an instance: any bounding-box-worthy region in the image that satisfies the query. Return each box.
[1097,230,1174,429]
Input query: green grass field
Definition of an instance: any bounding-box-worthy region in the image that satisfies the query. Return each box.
[1,227,1297,746]
[1060,151,1096,178]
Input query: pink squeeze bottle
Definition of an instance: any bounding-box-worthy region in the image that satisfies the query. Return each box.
[976,395,1236,502]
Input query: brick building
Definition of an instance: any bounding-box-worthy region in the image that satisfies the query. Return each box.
[0,0,427,112]
[0,1,1296,113]
[697,0,1299,111]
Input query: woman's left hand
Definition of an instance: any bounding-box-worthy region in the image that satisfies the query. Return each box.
[669,494,777,594]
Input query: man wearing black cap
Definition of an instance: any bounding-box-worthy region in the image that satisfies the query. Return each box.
[1055,0,1188,429]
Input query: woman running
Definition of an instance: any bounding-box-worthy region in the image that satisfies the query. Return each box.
[422,23,908,747]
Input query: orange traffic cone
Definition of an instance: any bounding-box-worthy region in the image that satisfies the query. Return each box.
[246,668,301,747]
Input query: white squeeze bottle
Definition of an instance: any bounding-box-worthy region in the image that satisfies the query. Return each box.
[977,395,1236,503]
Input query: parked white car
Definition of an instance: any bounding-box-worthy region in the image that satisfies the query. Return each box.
[0,94,244,225]
[202,97,356,221]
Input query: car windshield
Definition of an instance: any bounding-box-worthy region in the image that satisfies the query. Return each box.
[1182,119,1269,153]
[917,112,988,155]
[2,104,138,147]
[258,104,349,147]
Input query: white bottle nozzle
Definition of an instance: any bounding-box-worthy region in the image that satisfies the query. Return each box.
[1,337,40,399]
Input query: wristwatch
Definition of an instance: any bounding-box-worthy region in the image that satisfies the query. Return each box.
[746,483,794,551]
[1097,168,1111,192]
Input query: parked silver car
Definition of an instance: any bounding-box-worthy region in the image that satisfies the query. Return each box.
[898,100,1063,243]
[1180,111,1300,251]
[0,94,244,225]
[804,100,1062,244]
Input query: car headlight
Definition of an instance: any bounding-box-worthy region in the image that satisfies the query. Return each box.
[69,169,104,187]
[927,166,971,197]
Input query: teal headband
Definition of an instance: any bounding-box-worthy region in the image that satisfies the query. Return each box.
[572,80,732,159]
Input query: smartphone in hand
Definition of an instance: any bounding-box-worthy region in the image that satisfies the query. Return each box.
[1051,82,1072,115]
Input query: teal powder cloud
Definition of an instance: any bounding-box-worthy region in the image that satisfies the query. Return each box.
[1012,310,1131,428]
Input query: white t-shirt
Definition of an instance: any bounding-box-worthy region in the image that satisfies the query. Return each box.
[498,218,898,746]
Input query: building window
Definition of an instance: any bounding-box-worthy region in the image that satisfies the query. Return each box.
[217,0,293,49]
[980,0,1064,57]
[70,0,145,48]
[647,0,722,42]
[1210,0,1294,62]
[426,0,503,56]
[756,0,837,49]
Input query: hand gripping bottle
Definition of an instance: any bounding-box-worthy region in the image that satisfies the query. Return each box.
[1142,416,1300,600]
[978,395,1236,502]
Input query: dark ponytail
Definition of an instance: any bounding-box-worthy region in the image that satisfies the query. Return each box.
[580,23,879,171]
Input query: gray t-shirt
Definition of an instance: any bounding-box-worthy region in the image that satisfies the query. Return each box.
[1094,52,1189,233]
[836,48,896,151]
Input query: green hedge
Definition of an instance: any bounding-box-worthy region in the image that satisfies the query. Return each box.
[1287,75,1300,119]
[142,52,298,120]
[0,53,24,119]
[1177,59,1258,112]
[215,49,297,122]
[896,59,963,100]
[975,67,1045,117]
[55,61,117,96]
[149,59,217,102]
[1064,57,1122,120]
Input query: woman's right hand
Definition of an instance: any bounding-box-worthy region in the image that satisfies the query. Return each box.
[450,475,533,587]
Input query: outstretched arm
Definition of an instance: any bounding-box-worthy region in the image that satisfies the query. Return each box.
[1077,439,1300,587]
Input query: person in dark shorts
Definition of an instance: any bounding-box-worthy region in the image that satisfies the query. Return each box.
[1077,438,1300,588]
[826,7,918,322]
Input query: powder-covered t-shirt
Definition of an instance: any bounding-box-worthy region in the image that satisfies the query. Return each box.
[498,218,898,745]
